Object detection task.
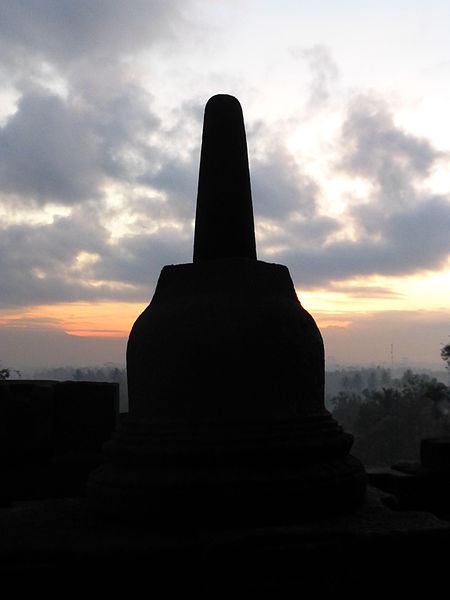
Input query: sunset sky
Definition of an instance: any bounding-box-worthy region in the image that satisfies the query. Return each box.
[0,1,449,370]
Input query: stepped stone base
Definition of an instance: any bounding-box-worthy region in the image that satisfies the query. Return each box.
[87,413,367,525]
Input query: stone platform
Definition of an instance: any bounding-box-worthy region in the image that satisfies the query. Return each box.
[1,487,449,594]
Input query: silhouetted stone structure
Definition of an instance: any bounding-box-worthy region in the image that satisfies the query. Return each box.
[1,380,119,504]
[369,437,450,519]
[87,95,366,524]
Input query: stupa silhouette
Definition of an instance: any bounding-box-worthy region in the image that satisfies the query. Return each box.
[88,94,366,524]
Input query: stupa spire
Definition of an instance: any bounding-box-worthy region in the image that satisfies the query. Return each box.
[193,94,257,261]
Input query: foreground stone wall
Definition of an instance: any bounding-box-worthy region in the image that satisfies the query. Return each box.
[1,380,119,503]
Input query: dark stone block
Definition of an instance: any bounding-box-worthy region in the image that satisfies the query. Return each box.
[53,381,119,454]
[0,381,55,460]
[421,437,450,471]
[1,380,119,504]
[368,442,450,519]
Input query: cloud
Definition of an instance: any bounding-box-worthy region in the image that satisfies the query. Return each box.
[0,2,448,313]
[325,282,402,299]
[140,150,199,221]
[278,196,450,286]
[98,228,192,285]
[257,213,340,260]
[0,0,197,208]
[0,208,112,306]
[339,95,442,205]
[251,143,318,221]
[0,1,206,310]
[3,84,448,306]
[0,1,207,216]
[0,0,188,71]
[263,94,450,288]
[0,192,196,308]
[291,44,340,107]
[0,72,169,205]
[0,90,102,204]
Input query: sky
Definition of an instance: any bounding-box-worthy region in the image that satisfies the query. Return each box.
[0,0,449,370]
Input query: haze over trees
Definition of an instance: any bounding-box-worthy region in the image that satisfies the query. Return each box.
[3,338,449,466]
[329,369,450,466]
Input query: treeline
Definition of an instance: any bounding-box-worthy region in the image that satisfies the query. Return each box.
[11,363,450,466]
[329,369,450,467]
[325,367,394,405]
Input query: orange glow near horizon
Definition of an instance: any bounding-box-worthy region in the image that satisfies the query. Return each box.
[0,268,448,338]
[0,299,354,336]
[0,301,146,338]
[297,268,450,316]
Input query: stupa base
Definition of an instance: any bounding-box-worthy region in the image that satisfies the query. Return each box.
[88,455,366,527]
[87,414,367,526]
